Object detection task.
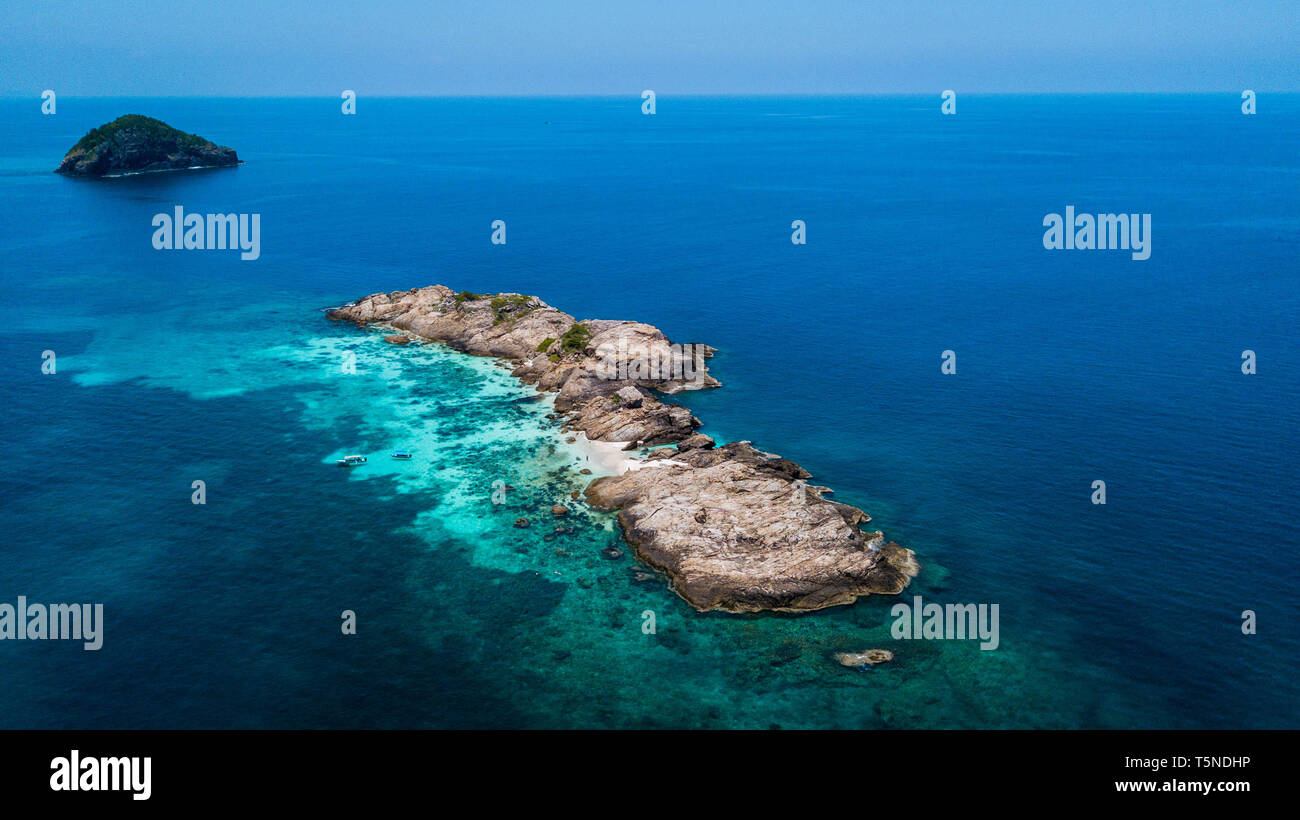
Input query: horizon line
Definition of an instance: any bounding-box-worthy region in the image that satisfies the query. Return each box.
[5,90,1297,100]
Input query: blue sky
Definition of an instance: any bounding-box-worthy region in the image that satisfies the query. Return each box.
[5,0,1297,96]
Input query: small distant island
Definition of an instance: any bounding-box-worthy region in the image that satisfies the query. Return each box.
[55,114,239,177]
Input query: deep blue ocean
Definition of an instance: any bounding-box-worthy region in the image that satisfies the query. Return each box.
[1,96,1296,728]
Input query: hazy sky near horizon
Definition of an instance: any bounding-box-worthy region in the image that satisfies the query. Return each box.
[5,0,1297,96]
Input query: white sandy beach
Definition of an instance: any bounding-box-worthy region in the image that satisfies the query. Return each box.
[569,432,641,475]
[568,432,696,476]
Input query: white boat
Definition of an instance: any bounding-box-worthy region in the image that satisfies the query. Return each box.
[336,454,367,466]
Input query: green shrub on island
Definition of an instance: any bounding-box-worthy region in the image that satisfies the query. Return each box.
[454,290,487,305]
[537,337,556,352]
[71,114,208,154]
[490,294,538,325]
[557,322,593,353]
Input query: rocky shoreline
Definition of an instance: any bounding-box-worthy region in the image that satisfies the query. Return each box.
[326,284,919,613]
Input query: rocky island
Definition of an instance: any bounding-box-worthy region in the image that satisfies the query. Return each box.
[55,114,239,177]
[327,285,919,613]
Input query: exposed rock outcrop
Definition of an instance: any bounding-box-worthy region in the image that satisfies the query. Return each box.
[585,443,918,613]
[326,285,919,614]
[615,386,644,407]
[327,285,717,446]
[677,433,716,451]
[56,115,239,177]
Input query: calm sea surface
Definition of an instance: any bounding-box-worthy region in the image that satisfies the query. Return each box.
[0,96,1296,728]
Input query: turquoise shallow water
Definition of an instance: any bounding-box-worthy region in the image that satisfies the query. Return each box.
[0,96,1296,728]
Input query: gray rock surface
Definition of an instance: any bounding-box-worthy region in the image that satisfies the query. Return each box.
[676,433,716,451]
[615,385,644,407]
[585,443,919,612]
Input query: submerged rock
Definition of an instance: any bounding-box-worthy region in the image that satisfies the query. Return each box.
[384,334,410,345]
[834,649,895,667]
[55,114,239,177]
[551,505,569,516]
